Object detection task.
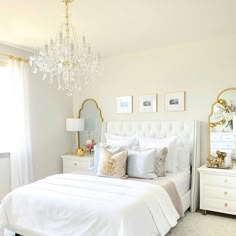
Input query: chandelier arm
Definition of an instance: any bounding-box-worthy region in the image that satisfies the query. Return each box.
[65,0,70,38]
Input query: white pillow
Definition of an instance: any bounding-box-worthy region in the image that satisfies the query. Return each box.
[139,136,178,173]
[177,145,191,171]
[105,133,138,148]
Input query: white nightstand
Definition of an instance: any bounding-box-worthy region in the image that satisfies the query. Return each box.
[61,154,94,173]
[198,164,236,215]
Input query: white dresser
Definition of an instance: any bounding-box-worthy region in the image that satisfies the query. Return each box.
[210,132,236,157]
[61,154,93,173]
[199,165,236,215]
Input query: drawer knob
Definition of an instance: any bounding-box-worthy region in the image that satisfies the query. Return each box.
[224,192,228,195]
[224,203,228,207]
[74,163,77,166]
[224,179,228,183]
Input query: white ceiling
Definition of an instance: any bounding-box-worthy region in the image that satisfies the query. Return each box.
[0,0,236,57]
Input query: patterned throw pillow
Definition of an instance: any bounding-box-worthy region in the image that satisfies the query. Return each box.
[155,147,168,177]
[97,148,128,178]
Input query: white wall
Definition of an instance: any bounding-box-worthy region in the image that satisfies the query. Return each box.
[0,43,74,186]
[73,35,236,164]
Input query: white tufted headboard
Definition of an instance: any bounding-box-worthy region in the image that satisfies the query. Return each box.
[101,120,201,212]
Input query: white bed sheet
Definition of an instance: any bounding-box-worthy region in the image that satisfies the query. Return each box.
[129,169,191,198]
[164,169,191,197]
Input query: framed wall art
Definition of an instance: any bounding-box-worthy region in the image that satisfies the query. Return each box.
[117,96,133,113]
[164,91,185,111]
[139,94,157,112]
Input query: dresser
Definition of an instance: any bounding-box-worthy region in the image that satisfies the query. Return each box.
[61,154,93,173]
[199,165,236,215]
[210,132,236,157]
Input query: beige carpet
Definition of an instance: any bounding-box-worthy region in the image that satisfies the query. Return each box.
[4,211,236,236]
[167,211,236,236]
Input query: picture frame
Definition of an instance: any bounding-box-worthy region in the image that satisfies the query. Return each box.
[164,91,185,112]
[117,96,133,113]
[139,94,157,112]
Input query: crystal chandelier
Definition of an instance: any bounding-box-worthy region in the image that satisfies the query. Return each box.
[29,0,102,96]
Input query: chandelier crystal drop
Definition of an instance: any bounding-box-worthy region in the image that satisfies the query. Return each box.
[29,0,102,96]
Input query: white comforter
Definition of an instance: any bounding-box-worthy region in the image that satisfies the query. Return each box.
[0,174,179,236]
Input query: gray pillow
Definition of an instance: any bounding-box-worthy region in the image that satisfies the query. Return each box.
[127,149,157,179]
[155,147,168,177]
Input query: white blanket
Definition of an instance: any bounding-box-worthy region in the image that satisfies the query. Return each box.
[0,174,179,236]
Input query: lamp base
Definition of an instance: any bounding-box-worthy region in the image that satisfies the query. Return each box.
[75,148,85,156]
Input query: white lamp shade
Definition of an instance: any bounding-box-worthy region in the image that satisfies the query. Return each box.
[66,118,84,132]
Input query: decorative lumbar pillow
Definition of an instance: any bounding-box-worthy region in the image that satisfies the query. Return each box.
[127,149,157,179]
[97,148,128,178]
[155,147,168,177]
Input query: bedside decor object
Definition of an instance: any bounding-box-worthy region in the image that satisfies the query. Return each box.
[164,91,185,112]
[84,139,95,155]
[207,150,232,169]
[66,118,84,155]
[117,96,133,113]
[29,0,102,96]
[139,94,157,112]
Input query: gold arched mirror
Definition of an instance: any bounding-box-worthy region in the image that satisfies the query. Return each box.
[209,88,236,162]
[78,99,104,149]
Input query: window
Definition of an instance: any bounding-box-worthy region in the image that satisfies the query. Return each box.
[0,64,11,153]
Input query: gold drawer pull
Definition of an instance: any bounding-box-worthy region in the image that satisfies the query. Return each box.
[224,203,228,207]
[224,179,228,183]
[224,192,228,195]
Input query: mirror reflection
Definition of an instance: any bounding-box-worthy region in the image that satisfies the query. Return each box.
[209,88,236,162]
[78,99,104,152]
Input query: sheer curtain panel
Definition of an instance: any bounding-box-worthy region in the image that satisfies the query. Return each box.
[8,59,34,189]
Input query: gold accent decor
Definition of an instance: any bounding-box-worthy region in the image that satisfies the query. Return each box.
[207,150,229,168]
[75,148,85,157]
[224,192,228,195]
[0,53,29,63]
[224,203,228,207]
[101,156,116,176]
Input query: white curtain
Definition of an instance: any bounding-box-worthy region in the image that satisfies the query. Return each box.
[8,59,34,189]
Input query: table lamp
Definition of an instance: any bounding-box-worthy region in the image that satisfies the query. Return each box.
[66,118,84,155]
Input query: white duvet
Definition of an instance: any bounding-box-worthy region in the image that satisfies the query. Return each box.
[0,174,179,236]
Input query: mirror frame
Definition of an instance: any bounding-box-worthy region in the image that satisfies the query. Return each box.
[78,98,104,122]
[208,87,236,162]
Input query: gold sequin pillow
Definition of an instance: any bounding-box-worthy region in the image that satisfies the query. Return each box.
[97,147,128,178]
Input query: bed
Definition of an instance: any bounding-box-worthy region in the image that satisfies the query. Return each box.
[0,120,200,236]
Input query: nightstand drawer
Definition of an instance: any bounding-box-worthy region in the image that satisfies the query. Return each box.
[61,155,93,173]
[204,174,236,188]
[211,142,235,149]
[204,186,236,201]
[64,159,91,170]
[204,198,236,212]
[221,135,236,142]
